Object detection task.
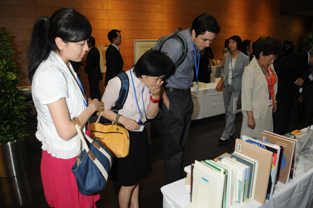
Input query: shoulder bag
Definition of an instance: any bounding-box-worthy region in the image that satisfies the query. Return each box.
[72,124,112,195]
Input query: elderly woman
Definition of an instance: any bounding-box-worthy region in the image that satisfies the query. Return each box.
[219,36,249,142]
[241,38,282,138]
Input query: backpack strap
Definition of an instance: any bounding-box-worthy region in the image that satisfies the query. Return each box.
[111,72,129,113]
[154,27,188,69]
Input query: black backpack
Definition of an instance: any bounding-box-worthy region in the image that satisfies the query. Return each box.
[152,28,188,69]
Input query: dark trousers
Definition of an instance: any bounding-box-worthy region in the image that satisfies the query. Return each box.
[304,83,313,126]
[88,78,101,101]
[274,85,298,135]
[162,90,194,184]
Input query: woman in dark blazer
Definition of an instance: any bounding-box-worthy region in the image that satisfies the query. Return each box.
[219,36,249,142]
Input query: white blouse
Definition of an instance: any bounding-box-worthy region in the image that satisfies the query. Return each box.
[102,68,154,123]
[31,51,86,159]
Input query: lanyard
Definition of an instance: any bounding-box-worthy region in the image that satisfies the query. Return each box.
[69,67,87,107]
[230,58,234,77]
[77,76,87,107]
[193,43,201,83]
[190,30,201,83]
[261,66,273,99]
[130,69,146,124]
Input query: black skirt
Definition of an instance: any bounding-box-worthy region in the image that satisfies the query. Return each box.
[109,127,152,186]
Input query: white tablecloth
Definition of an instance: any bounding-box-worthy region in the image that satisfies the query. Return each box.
[161,143,313,208]
[191,82,225,120]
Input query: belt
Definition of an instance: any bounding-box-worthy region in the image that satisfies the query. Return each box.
[165,87,191,93]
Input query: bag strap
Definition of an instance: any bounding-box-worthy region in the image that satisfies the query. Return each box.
[111,72,129,113]
[74,124,112,178]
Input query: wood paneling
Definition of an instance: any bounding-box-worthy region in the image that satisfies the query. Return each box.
[0,0,311,85]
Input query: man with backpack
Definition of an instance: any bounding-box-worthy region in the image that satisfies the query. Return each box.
[159,13,220,184]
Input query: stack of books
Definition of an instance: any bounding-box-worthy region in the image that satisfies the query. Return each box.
[185,129,312,208]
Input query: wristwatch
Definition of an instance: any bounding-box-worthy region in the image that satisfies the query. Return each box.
[150,95,160,103]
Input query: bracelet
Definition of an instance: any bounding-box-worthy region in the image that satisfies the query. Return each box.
[150,95,161,103]
[116,114,122,125]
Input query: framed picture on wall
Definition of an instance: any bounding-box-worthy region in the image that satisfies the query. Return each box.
[98,45,109,73]
[134,40,157,64]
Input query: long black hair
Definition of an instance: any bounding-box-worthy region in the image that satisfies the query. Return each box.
[28,7,92,81]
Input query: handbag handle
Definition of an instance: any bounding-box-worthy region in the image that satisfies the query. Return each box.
[74,124,112,179]
[96,111,104,124]
[75,124,92,155]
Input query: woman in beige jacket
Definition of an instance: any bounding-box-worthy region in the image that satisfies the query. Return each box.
[241,38,282,138]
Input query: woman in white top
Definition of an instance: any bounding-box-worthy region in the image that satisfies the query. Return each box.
[219,36,249,142]
[28,7,102,208]
[101,50,175,208]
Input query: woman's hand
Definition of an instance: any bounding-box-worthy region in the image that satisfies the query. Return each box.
[119,116,140,131]
[88,98,102,112]
[247,116,256,129]
[147,81,164,97]
[273,103,277,113]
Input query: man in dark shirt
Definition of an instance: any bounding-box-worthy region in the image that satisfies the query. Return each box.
[105,29,124,87]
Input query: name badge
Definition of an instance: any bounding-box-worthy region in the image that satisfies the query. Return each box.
[131,124,145,132]
[268,99,273,107]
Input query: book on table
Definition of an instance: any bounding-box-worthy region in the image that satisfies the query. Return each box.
[231,151,258,201]
[191,160,225,208]
[241,135,281,200]
[261,131,296,184]
[234,139,272,204]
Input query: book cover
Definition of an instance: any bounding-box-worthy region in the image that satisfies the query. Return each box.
[261,131,296,184]
[204,160,229,208]
[192,160,225,208]
[231,152,256,200]
[241,135,281,200]
[234,139,272,204]
[221,157,246,204]
[232,152,259,200]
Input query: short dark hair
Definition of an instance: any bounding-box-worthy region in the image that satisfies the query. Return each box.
[191,13,220,37]
[229,35,243,51]
[133,50,175,81]
[255,38,282,59]
[88,36,95,46]
[108,29,120,43]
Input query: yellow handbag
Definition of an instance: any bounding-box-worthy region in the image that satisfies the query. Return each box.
[89,114,130,158]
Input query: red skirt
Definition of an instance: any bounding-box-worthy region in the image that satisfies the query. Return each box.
[41,150,100,208]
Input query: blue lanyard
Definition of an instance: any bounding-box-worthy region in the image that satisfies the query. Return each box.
[76,76,87,107]
[193,44,201,83]
[130,69,145,124]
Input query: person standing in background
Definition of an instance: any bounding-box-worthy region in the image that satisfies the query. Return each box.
[219,36,249,142]
[85,36,102,101]
[242,39,252,61]
[105,29,124,87]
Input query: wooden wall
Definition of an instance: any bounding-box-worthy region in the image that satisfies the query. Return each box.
[0,0,312,86]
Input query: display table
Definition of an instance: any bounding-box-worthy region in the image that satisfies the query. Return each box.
[161,139,313,208]
[210,65,223,83]
[191,82,225,120]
